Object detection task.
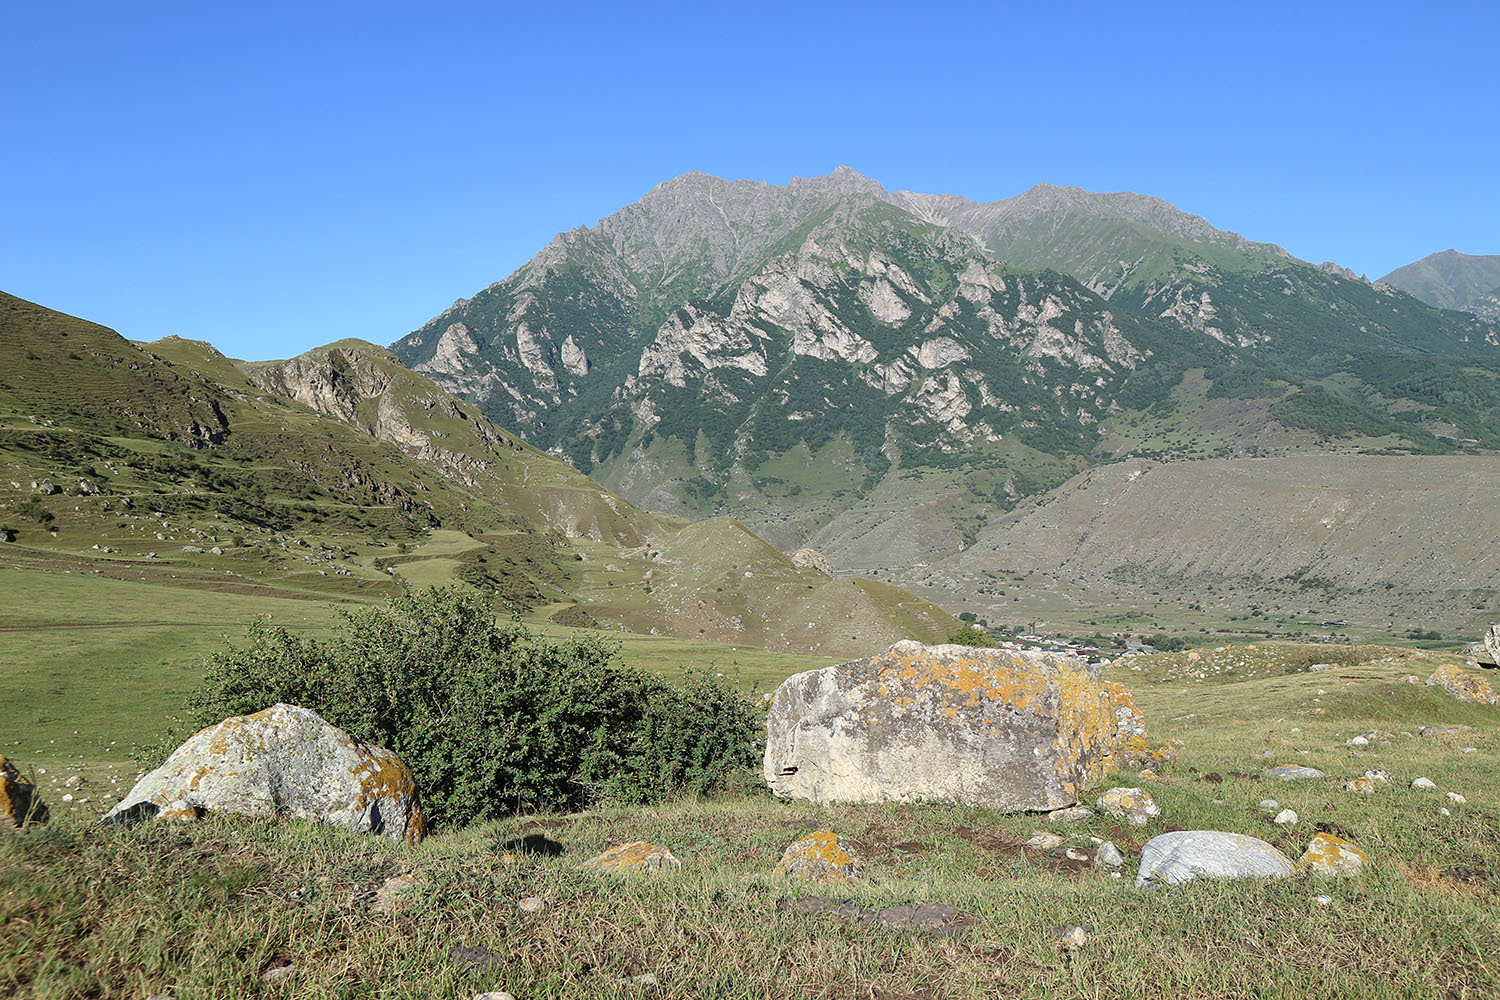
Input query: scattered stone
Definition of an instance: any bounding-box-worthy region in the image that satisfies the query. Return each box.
[1411,777,1437,791]
[1308,663,1333,672]
[580,841,681,874]
[449,945,503,970]
[1426,664,1499,705]
[101,704,425,842]
[517,896,547,913]
[1314,894,1333,906]
[1096,787,1160,826]
[776,829,865,884]
[1420,724,1473,737]
[1025,830,1066,850]
[1266,765,1324,780]
[259,965,295,983]
[1344,778,1375,794]
[1259,799,1280,811]
[1299,832,1369,875]
[473,993,517,1000]
[1346,736,1368,747]
[1461,747,1478,754]
[1136,831,1295,889]
[1363,769,1391,784]
[1440,807,1451,816]
[1094,841,1124,868]
[1051,924,1089,948]
[61,793,74,803]
[64,775,85,788]
[1274,809,1298,826]
[1446,792,1466,805]
[778,895,973,935]
[373,874,421,913]
[763,640,1148,811]
[1064,847,1089,861]
[1401,675,1421,684]
[622,973,658,986]
[1047,804,1093,824]
[0,756,48,830]
[1252,750,1276,761]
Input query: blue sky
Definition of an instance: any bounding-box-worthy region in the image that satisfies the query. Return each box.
[3,1,1497,360]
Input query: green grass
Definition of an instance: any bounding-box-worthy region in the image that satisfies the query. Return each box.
[4,644,1497,999]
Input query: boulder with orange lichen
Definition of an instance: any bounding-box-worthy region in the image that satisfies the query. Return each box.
[1425,663,1499,706]
[1298,832,1369,875]
[763,640,1148,811]
[579,841,681,873]
[100,704,425,843]
[1,755,48,831]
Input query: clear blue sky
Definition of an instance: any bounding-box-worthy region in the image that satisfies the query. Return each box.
[3,1,1496,360]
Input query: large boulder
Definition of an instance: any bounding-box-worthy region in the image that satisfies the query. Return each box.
[763,640,1145,810]
[1482,625,1499,667]
[1,755,48,831]
[102,704,425,842]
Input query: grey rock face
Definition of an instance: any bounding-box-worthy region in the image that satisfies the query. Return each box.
[1484,624,1500,666]
[1265,765,1324,781]
[1135,831,1295,888]
[763,640,1144,810]
[102,703,425,842]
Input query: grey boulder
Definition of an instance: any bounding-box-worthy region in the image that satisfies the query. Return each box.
[1135,831,1295,888]
[102,703,425,842]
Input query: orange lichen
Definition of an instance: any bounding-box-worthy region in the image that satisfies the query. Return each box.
[580,840,681,873]
[1426,664,1499,705]
[0,755,45,830]
[1298,832,1369,874]
[777,829,865,885]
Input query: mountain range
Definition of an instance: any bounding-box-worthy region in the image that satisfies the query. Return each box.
[1381,249,1500,322]
[389,168,1500,636]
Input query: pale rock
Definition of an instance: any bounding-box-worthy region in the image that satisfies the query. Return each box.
[1093,841,1124,868]
[1096,787,1160,826]
[776,829,865,884]
[1273,809,1298,826]
[1025,830,1066,850]
[1136,831,1295,888]
[1266,765,1324,781]
[101,704,425,842]
[1411,777,1437,790]
[1445,792,1466,805]
[1298,832,1368,875]
[1047,804,1094,824]
[764,641,1146,811]
[1259,799,1279,811]
[580,841,681,873]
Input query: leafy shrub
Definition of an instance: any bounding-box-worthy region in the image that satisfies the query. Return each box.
[17,499,53,525]
[946,625,996,647]
[168,587,764,827]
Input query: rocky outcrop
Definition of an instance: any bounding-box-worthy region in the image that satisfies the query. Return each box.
[102,704,425,843]
[789,548,832,575]
[579,841,681,873]
[1,756,47,831]
[1484,624,1500,666]
[777,829,866,884]
[1136,831,1295,888]
[763,640,1146,811]
[1426,663,1499,705]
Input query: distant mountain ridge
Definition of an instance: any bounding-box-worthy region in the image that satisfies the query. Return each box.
[1381,249,1500,322]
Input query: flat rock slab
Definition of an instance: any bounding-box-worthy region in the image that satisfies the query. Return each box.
[101,704,424,842]
[1426,664,1499,705]
[1265,765,1324,780]
[1136,831,1295,888]
[1299,832,1369,875]
[764,640,1146,811]
[778,895,975,936]
[579,841,681,873]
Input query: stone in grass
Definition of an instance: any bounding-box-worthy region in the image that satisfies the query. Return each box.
[1135,831,1295,889]
[474,993,518,1000]
[1344,778,1376,794]
[517,896,546,913]
[1411,777,1437,791]
[1025,830,1066,850]
[1047,804,1094,824]
[1446,792,1466,805]
[1420,725,1472,737]
[1363,769,1391,784]
[579,841,681,873]
[101,704,425,843]
[1051,924,1090,948]
[1425,664,1499,706]
[777,829,866,885]
[0,755,48,831]
[1274,809,1298,826]
[1259,799,1279,811]
[1096,787,1160,826]
[1093,841,1124,868]
[1266,765,1324,781]
[373,874,422,914]
[1298,832,1369,875]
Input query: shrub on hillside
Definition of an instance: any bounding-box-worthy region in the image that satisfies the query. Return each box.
[946,625,996,647]
[164,587,763,827]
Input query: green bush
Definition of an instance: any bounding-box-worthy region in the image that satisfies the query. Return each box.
[170,587,764,827]
[946,625,996,647]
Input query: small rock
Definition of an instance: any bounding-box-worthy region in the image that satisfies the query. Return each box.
[64,775,85,788]
[580,841,681,874]
[1346,736,1368,747]
[1050,924,1089,948]
[473,993,518,1000]
[1025,830,1066,850]
[624,973,658,985]
[373,874,421,913]
[1274,809,1298,826]
[1259,799,1280,811]
[1363,769,1391,784]
[1344,778,1375,794]
[1446,792,1466,805]
[1314,894,1333,906]
[1096,787,1160,826]
[517,896,546,913]
[1298,832,1368,875]
[1064,847,1089,862]
[61,793,73,803]
[776,830,865,884]
[259,965,295,983]
[1094,841,1124,868]
[1461,747,1478,754]
[1411,777,1437,791]
[1266,765,1324,780]
[1440,807,1451,816]
[1047,804,1093,824]
[1420,724,1472,737]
